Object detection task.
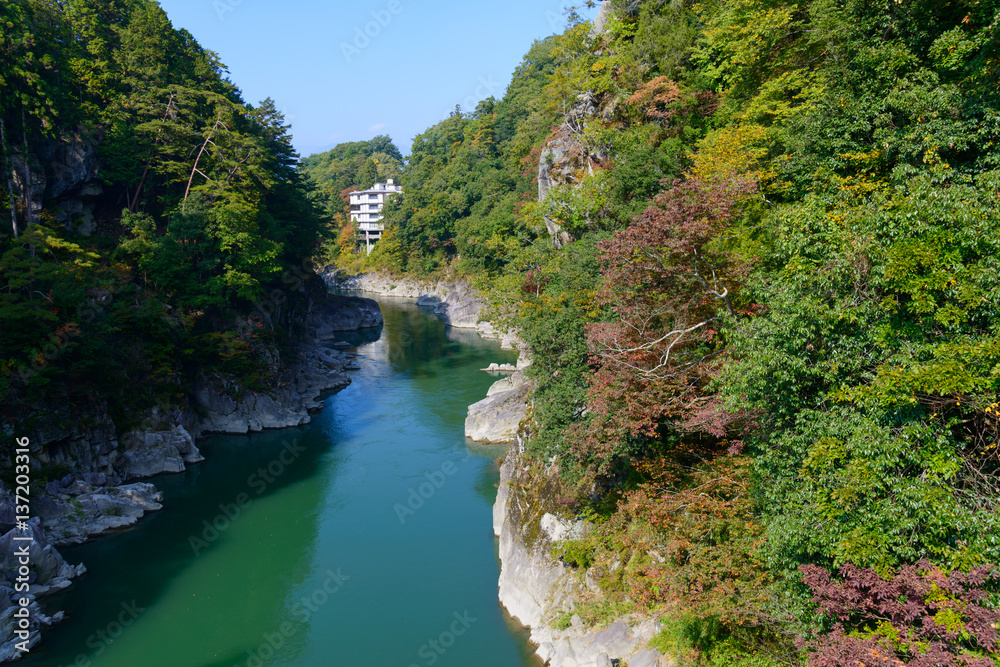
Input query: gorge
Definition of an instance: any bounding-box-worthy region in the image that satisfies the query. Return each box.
[6,0,1000,665]
[12,296,536,667]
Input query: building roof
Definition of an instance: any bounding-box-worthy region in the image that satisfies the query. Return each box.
[348,180,402,196]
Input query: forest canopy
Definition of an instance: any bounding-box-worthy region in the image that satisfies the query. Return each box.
[1,0,326,428]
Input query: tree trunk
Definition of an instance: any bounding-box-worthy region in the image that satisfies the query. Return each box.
[1,119,17,239]
[183,115,222,213]
[20,106,33,227]
[129,93,176,213]
[129,164,152,213]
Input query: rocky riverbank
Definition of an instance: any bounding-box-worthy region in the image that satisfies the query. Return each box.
[493,445,670,667]
[0,292,383,662]
[460,351,667,663]
[465,369,531,445]
[460,333,667,665]
[0,517,87,661]
[324,270,521,350]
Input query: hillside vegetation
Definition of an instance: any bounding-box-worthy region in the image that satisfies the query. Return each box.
[298,135,403,269]
[319,0,1000,663]
[1,0,326,434]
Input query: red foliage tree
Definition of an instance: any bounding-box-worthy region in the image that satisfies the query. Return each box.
[624,77,719,124]
[570,174,756,469]
[609,455,768,620]
[800,561,1000,667]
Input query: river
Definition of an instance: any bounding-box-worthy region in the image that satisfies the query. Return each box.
[21,297,535,667]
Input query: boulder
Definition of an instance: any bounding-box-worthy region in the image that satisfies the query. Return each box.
[465,371,530,444]
[311,295,383,335]
[430,282,483,329]
[482,363,517,373]
[0,516,86,660]
[118,426,202,479]
[33,480,163,547]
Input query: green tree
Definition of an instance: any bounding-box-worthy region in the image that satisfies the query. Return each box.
[355,157,378,189]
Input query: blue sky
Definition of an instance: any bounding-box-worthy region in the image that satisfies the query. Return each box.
[156,0,600,159]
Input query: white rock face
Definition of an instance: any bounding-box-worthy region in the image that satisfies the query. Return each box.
[533,619,667,667]
[0,517,86,661]
[494,453,566,628]
[336,272,487,329]
[487,373,523,397]
[540,513,591,543]
[465,371,530,444]
[33,481,164,546]
[493,447,671,666]
[592,0,613,35]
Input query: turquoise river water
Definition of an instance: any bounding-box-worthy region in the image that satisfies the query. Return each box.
[21,297,536,667]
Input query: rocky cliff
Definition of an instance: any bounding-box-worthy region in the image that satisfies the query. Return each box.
[491,7,670,662]
[8,131,104,235]
[0,290,382,662]
[537,91,609,249]
[325,270,521,350]
[536,0,615,249]
[494,445,670,667]
[0,517,87,661]
[465,369,531,444]
[19,292,382,500]
[461,343,666,663]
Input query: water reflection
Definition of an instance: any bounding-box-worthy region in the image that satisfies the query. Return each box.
[24,428,333,667]
[329,324,382,348]
[23,296,529,667]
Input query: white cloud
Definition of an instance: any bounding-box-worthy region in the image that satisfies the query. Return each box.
[368,123,387,133]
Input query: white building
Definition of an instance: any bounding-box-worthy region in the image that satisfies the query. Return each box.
[349,179,402,255]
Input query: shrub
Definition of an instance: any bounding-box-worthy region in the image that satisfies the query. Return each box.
[556,538,597,569]
[799,561,1000,667]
